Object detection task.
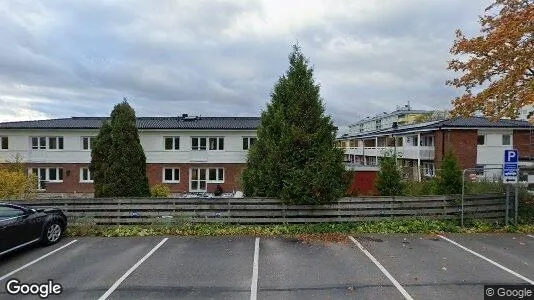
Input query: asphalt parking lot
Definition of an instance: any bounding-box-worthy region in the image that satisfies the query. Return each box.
[0,234,533,299]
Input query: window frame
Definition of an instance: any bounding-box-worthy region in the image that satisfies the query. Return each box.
[207,168,224,183]
[30,136,64,150]
[79,167,93,183]
[192,137,224,151]
[0,136,8,150]
[242,137,257,150]
[477,135,485,145]
[82,137,96,150]
[164,136,180,151]
[502,134,511,146]
[162,168,180,183]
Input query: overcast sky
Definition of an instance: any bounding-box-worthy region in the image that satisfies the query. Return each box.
[0,0,492,126]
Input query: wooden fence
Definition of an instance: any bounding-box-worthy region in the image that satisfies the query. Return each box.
[13,194,506,225]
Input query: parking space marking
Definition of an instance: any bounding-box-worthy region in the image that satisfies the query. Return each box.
[0,240,78,282]
[250,237,260,300]
[528,235,534,239]
[438,235,534,285]
[98,238,168,300]
[349,236,414,300]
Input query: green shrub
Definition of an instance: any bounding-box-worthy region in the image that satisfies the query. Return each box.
[151,184,170,198]
[437,150,462,194]
[375,154,404,196]
[404,178,440,196]
[465,180,505,194]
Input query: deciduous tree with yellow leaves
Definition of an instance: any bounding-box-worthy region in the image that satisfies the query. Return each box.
[447,0,533,120]
[0,154,37,200]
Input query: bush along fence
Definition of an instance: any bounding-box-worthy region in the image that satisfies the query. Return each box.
[12,194,507,225]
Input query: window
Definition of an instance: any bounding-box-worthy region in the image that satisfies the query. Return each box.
[80,168,93,182]
[208,168,224,183]
[421,136,434,146]
[30,168,63,190]
[82,137,95,150]
[243,137,257,150]
[191,137,207,150]
[0,136,8,149]
[192,137,223,150]
[477,135,485,145]
[162,168,180,183]
[502,134,511,146]
[31,136,64,150]
[209,137,224,150]
[0,206,25,220]
[423,163,435,177]
[164,137,180,150]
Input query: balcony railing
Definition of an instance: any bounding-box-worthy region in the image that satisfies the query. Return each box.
[342,146,435,160]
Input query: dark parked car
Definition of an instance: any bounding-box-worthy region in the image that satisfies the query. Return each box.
[0,203,67,256]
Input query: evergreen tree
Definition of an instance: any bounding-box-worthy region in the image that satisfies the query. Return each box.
[91,100,150,197]
[375,154,404,196]
[242,44,346,205]
[90,121,113,197]
[438,150,463,194]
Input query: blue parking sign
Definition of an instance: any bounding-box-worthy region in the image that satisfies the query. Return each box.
[504,149,518,163]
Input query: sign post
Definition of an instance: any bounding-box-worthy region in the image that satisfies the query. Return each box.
[502,149,519,225]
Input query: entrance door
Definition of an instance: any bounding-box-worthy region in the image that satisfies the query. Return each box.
[190,168,207,192]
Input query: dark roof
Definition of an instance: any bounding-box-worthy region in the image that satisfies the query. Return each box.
[0,116,261,130]
[339,117,533,140]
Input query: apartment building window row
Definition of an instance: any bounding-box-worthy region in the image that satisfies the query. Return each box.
[243,137,257,150]
[31,136,64,150]
[164,137,180,150]
[0,136,7,150]
[30,168,63,190]
[191,137,224,151]
[82,137,96,150]
[80,167,93,183]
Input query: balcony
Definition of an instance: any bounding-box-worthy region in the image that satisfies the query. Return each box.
[342,146,435,160]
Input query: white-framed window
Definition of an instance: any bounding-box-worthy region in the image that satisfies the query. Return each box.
[192,137,224,150]
[164,137,180,150]
[421,136,434,146]
[82,137,95,150]
[79,167,93,183]
[162,168,180,183]
[30,168,63,190]
[209,137,224,150]
[191,137,207,150]
[422,162,435,177]
[502,134,511,146]
[0,136,8,150]
[208,168,224,183]
[242,137,257,150]
[477,135,485,145]
[31,136,64,150]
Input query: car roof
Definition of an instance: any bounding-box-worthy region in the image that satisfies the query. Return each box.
[0,202,29,210]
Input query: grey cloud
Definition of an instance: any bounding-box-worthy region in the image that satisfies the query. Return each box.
[0,0,493,125]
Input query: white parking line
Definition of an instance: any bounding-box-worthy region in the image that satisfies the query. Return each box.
[250,237,260,300]
[349,236,414,300]
[0,239,78,282]
[527,235,534,239]
[98,238,168,300]
[438,235,534,285]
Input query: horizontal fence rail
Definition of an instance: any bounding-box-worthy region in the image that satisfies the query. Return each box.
[11,194,506,225]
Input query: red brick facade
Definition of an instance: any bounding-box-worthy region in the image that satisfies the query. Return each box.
[513,130,533,159]
[434,130,477,170]
[26,163,246,194]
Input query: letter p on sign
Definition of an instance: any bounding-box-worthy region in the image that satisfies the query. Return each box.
[504,149,519,163]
